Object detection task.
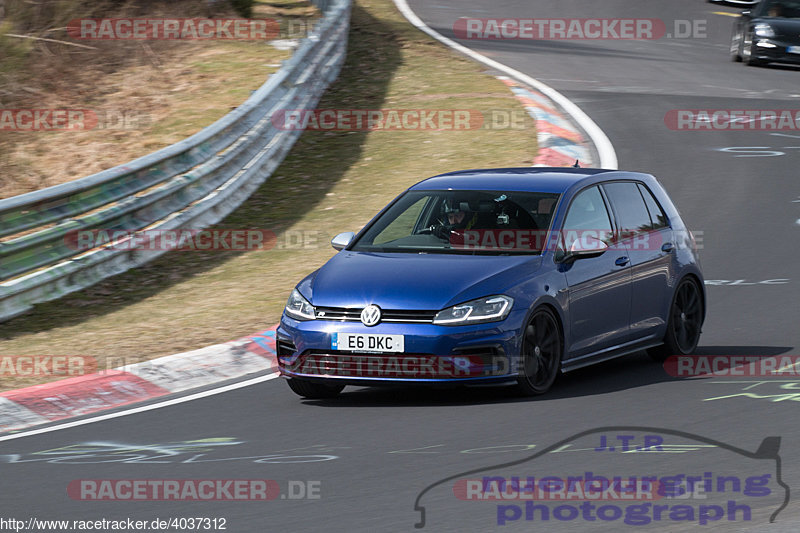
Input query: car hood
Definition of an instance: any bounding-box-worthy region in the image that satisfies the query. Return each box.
[306,251,542,310]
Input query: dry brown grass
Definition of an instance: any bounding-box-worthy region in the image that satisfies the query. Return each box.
[0,0,317,198]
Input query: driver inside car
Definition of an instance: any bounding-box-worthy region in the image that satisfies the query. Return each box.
[768,4,785,17]
[433,200,477,240]
[446,204,477,230]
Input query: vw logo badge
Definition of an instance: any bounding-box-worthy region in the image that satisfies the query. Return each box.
[360,304,381,326]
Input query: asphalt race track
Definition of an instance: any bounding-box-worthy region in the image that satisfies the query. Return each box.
[2,1,800,531]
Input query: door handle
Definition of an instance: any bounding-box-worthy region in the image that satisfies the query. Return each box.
[615,256,629,266]
[661,242,674,253]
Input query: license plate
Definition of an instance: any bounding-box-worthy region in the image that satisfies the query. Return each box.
[788,46,800,54]
[332,333,404,353]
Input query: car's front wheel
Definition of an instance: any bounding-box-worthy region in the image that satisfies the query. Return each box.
[287,378,345,399]
[516,307,563,396]
[648,277,703,362]
[742,34,765,66]
[730,31,743,62]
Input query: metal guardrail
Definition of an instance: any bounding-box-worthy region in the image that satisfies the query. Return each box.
[0,0,351,322]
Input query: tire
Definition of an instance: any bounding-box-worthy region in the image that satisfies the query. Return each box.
[516,307,563,396]
[731,31,743,62]
[648,278,704,362]
[744,37,764,66]
[287,378,344,399]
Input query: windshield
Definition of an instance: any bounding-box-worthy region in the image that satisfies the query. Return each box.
[350,189,561,255]
[758,0,800,18]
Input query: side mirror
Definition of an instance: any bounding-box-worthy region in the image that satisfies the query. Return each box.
[561,237,609,263]
[331,231,355,251]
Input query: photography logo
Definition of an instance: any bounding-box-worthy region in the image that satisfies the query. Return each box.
[412,426,789,529]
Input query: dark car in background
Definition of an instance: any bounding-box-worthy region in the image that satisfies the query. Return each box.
[731,0,800,65]
[277,168,705,399]
[710,0,758,6]
[709,0,758,7]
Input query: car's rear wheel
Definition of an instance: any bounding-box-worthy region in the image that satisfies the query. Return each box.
[516,307,562,396]
[287,378,345,399]
[648,277,703,362]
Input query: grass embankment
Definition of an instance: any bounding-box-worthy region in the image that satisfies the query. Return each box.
[0,0,316,198]
[0,0,539,392]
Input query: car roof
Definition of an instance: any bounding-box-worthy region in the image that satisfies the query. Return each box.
[410,167,648,194]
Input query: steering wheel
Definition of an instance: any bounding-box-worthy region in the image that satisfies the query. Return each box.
[416,224,453,239]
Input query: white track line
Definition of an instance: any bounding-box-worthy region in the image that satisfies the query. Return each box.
[0,373,281,443]
[392,0,618,170]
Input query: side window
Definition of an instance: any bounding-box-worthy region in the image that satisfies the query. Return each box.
[637,183,668,230]
[603,182,652,240]
[562,186,613,252]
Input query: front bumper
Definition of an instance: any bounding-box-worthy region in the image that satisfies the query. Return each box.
[751,39,800,64]
[276,314,522,385]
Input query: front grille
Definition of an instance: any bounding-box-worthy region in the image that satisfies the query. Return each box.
[314,307,436,323]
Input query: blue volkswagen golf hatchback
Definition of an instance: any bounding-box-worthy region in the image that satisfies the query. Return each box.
[277,168,705,398]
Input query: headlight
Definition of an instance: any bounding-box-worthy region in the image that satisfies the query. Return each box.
[285,288,315,320]
[433,295,513,326]
[754,23,775,38]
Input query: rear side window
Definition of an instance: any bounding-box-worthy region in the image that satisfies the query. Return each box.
[602,182,652,240]
[637,183,668,230]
